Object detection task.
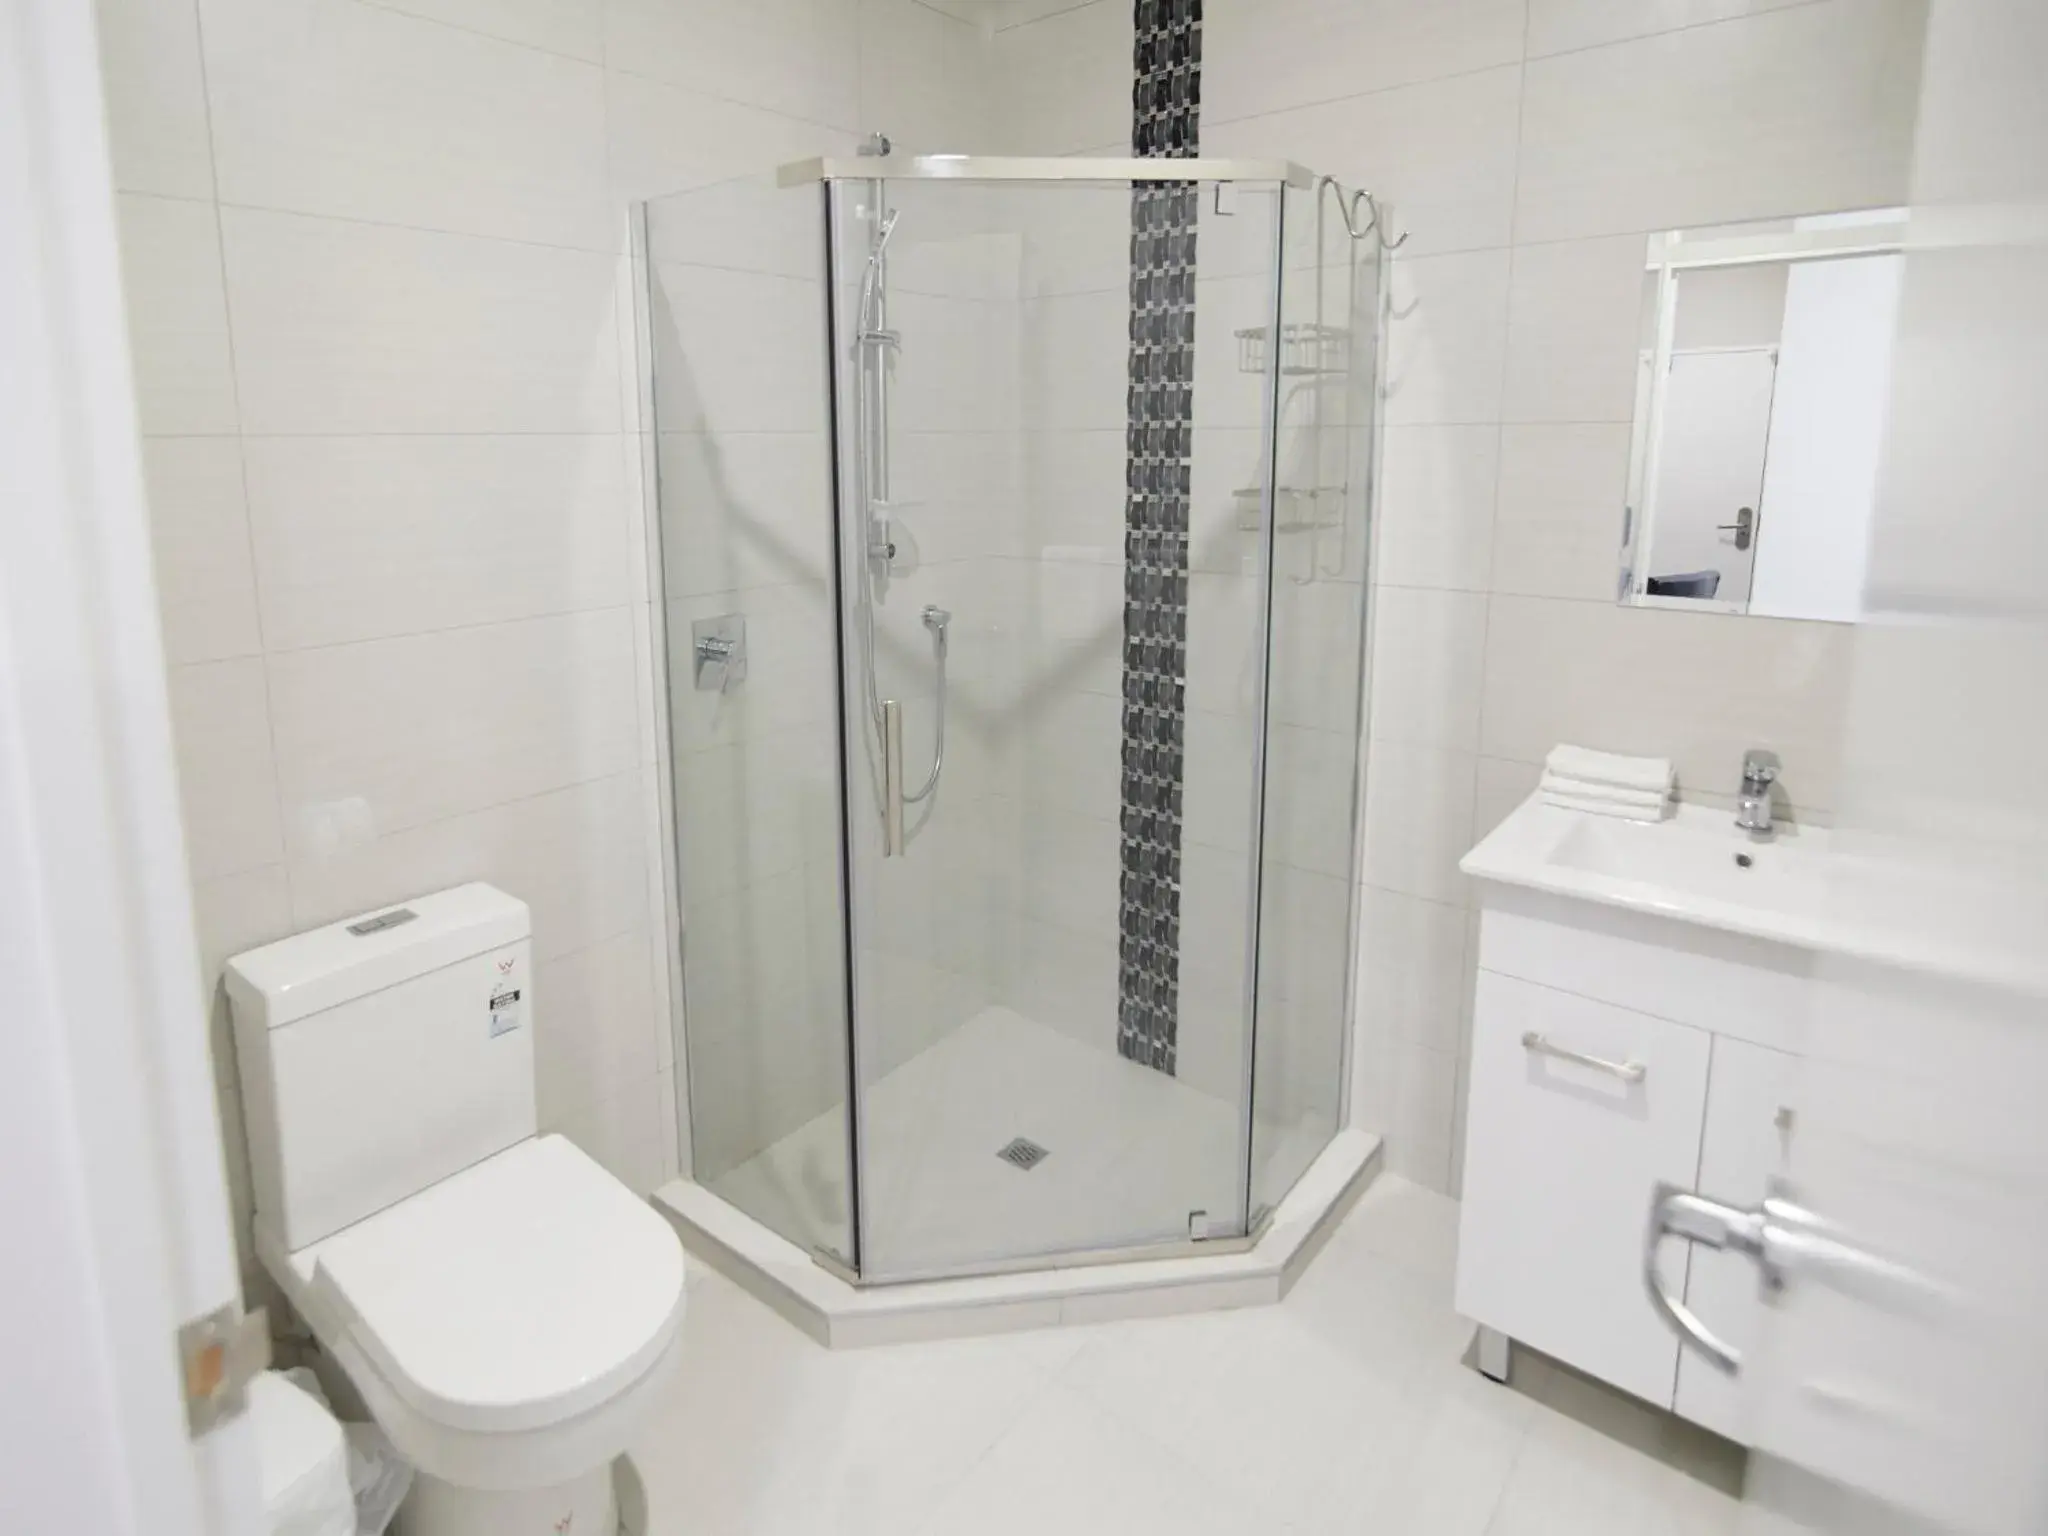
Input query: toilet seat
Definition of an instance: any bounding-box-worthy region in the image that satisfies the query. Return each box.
[259,1134,686,1489]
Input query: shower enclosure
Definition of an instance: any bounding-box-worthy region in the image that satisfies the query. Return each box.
[639,156,1384,1284]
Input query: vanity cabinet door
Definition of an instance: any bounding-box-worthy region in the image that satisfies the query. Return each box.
[1456,970,1711,1409]
[1674,1036,1801,1442]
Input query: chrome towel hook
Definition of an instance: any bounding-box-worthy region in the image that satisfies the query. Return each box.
[1317,175,1410,250]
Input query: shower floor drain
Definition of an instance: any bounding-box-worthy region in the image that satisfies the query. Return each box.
[996,1136,1049,1171]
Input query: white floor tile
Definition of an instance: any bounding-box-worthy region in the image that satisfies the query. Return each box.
[634,1271,1074,1536]
[631,1176,1745,1536]
[913,1384,1281,1536]
[1057,1305,1403,1529]
[1485,1409,1743,1536]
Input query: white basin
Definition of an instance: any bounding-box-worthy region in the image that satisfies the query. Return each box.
[1462,794,1838,949]
[1465,792,2048,988]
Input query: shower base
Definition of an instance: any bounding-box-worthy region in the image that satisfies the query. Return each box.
[652,1007,1380,1347]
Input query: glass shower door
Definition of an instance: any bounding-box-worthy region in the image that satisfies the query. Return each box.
[825,173,1287,1280]
[640,180,857,1272]
[1246,179,1382,1223]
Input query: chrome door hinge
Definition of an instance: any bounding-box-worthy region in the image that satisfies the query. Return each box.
[179,1303,270,1436]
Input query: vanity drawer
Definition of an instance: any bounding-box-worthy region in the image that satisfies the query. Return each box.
[1455,971,1711,1409]
[1476,891,1812,1054]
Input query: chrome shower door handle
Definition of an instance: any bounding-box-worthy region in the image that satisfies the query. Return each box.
[1717,505,1756,551]
[882,699,904,857]
[1644,1182,1758,1376]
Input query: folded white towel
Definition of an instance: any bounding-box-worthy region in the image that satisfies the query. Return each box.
[1541,786,1671,823]
[1544,745,1674,796]
[1539,771,1670,812]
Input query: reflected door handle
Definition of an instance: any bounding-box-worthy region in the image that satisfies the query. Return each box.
[1644,1184,1758,1375]
[1644,1178,1952,1377]
[1717,506,1756,551]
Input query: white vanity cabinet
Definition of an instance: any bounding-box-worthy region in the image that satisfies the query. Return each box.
[1676,1035,1801,1438]
[1454,883,1813,1443]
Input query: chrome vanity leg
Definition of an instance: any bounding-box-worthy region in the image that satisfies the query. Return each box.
[1475,1326,1511,1384]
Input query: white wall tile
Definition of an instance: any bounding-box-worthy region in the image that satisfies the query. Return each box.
[656,430,837,597]
[370,0,604,59]
[1259,723,1360,881]
[988,0,1085,25]
[94,0,214,198]
[1024,688,1125,822]
[167,658,286,880]
[534,928,661,1122]
[1515,0,1927,243]
[116,194,240,435]
[1375,425,1500,593]
[859,0,996,153]
[1527,0,1816,60]
[1020,288,1129,432]
[200,0,612,250]
[605,0,862,131]
[675,724,840,900]
[191,864,293,1097]
[992,0,1131,154]
[1367,586,1488,754]
[1208,64,1523,259]
[1019,805,1121,941]
[268,609,639,854]
[645,263,829,436]
[243,434,634,649]
[92,0,744,1239]
[1447,1047,1471,1198]
[1382,249,1512,427]
[1386,1038,1458,1191]
[1490,423,1632,600]
[219,207,622,435]
[1502,234,1646,424]
[1478,595,1854,810]
[191,864,295,996]
[1360,742,1476,904]
[288,770,651,957]
[1266,578,1369,734]
[1204,0,1526,122]
[607,72,852,207]
[142,436,263,664]
[546,1070,668,1194]
[1474,755,1542,841]
[1356,887,1469,1058]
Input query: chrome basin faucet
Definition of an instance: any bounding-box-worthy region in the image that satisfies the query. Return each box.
[1735,750,1779,838]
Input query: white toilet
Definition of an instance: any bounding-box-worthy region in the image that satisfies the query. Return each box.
[226,883,686,1536]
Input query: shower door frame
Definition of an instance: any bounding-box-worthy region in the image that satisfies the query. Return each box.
[806,156,1335,1286]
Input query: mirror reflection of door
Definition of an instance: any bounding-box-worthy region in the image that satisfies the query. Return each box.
[1619,210,1906,622]
[1642,348,1777,605]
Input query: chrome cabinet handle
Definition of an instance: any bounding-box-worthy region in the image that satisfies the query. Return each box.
[1645,1183,1757,1375]
[1521,1031,1646,1085]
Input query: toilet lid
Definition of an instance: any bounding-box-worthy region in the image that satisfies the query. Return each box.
[306,1135,685,1434]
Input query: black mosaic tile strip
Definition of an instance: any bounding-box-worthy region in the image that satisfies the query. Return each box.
[1117,0,1201,1075]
